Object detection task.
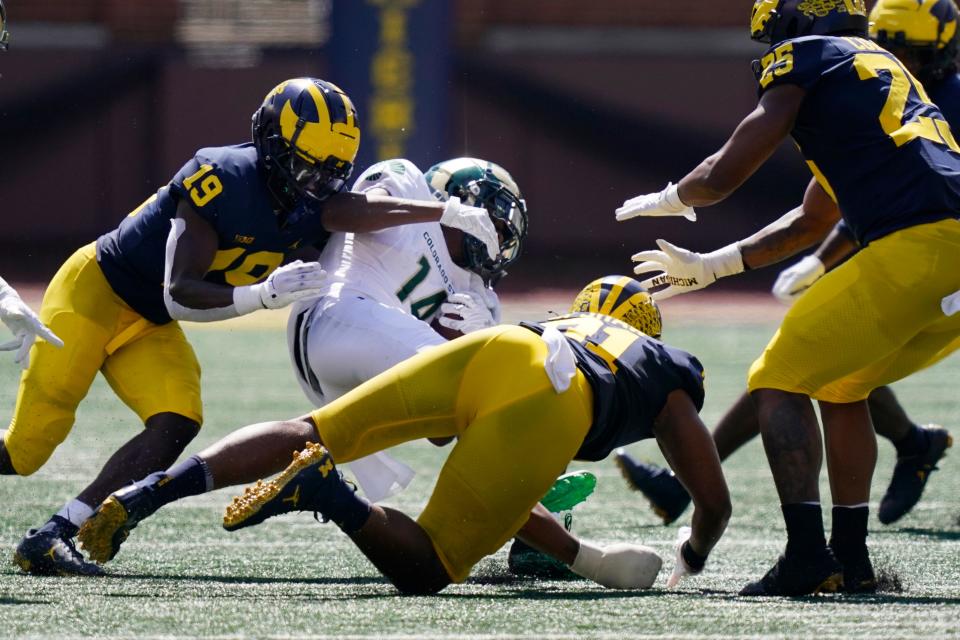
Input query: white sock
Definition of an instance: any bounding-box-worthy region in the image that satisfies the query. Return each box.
[56,500,94,528]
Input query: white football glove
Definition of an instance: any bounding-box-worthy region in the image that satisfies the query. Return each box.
[439,196,499,261]
[233,260,327,314]
[0,286,63,370]
[570,541,663,590]
[468,273,502,323]
[942,288,960,317]
[438,292,497,334]
[666,526,706,589]
[772,255,825,304]
[615,182,697,222]
[631,240,743,300]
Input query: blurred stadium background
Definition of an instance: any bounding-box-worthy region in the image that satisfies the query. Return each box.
[0,0,812,293]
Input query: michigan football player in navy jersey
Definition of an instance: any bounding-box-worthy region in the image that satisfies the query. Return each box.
[617,0,960,596]
[617,0,960,531]
[77,276,730,594]
[5,77,501,576]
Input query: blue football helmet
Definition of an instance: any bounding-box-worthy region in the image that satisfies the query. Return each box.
[870,0,960,84]
[751,0,869,45]
[252,78,361,212]
[425,158,528,285]
[570,275,662,339]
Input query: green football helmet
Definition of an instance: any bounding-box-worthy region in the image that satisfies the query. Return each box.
[425,158,528,285]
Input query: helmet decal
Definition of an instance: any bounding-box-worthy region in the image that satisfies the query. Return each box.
[752,0,782,40]
[797,0,867,19]
[752,0,868,43]
[570,276,663,339]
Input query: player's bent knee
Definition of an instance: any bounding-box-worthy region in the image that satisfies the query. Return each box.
[5,445,53,476]
[3,427,65,476]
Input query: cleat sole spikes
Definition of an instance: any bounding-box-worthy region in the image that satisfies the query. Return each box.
[77,497,131,564]
[223,441,329,531]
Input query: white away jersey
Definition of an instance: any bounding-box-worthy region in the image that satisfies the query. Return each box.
[319,158,476,322]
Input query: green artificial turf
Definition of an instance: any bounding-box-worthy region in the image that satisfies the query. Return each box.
[0,298,957,639]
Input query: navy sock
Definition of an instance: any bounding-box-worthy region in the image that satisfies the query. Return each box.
[323,478,372,535]
[893,425,928,458]
[830,505,868,555]
[41,515,78,538]
[782,503,826,557]
[150,455,213,508]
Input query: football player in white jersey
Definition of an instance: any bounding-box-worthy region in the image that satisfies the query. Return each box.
[288,157,524,500]
[288,158,513,411]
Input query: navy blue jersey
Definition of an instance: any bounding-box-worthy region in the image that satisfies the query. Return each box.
[757,35,960,245]
[521,313,705,461]
[96,144,330,324]
[930,73,960,131]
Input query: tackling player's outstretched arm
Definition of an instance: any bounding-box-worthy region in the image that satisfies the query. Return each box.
[654,389,731,586]
[322,191,500,262]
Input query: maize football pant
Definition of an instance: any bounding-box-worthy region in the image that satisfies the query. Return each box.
[749,219,960,402]
[4,243,202,475]
[310,325,594,582]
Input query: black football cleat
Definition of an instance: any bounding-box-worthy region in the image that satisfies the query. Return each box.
[878,425,952,525]
[78,473,167,564]
[739,547,842,597]
[223,442,346,531]
[614,449,691,525]
[830,543,876,594]
[13,517,104,577]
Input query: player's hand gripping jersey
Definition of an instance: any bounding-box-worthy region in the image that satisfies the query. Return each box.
[522,312,705,461]
[97,144,331,324]
[757,35,960,244]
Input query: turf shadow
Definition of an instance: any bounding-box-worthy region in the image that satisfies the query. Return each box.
[0,597,53,605]
[104,572,387,587]
[888,527,960,541]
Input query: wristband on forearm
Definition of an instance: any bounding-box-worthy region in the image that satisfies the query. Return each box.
[705,242,745,279]
[680,541,708,573]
